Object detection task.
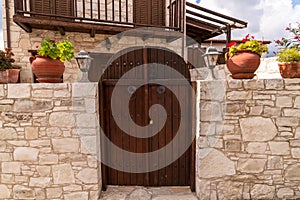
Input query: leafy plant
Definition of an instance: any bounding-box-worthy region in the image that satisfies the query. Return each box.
[227,34,268,58]
[0,48,20,71]
[277,48,300,62]
[37,38,75,62]
[275,23,300,62]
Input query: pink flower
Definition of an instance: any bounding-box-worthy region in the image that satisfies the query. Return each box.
[285,27,290,30]
[228,41,237,47]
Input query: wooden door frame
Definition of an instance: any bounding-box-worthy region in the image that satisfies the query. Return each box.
[99,47,196,191]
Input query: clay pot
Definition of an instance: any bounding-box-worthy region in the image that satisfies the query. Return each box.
[30,55,65,83]
[7,69,20,83]
[278,62,300,78]
[226,50,261,79]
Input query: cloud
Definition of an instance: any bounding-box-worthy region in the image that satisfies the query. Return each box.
[193,0,300,55]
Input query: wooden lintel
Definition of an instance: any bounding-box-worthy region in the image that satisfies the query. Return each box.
[90,29,96,37]
[57,26,65,35]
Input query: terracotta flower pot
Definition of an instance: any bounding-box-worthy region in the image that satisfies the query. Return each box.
[278,62,300,78]
[226,50,261,79]
[30,55,65,83]
[7,69,20,83]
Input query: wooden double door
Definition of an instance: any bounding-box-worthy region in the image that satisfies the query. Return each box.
[100,47,195,189]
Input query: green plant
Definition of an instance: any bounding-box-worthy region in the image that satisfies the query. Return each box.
[0,48,19,71]
[227,34,268,57]
[37,38,75,62]
[277,48,300,62]
[275,23,300,62]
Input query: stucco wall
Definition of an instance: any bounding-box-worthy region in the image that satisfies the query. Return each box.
[0,83,101,200]
[197,79,300,199]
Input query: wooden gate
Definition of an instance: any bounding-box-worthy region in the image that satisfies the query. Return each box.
[100,47,195,190]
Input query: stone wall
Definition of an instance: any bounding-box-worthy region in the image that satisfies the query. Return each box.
[0,83,101,200]
[197,79,300,199]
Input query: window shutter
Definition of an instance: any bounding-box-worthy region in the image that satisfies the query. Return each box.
[30,0,51,15]
[134,0,165,26]
[30,0,74,19]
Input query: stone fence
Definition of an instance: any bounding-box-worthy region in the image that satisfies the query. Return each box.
[197,79,300,199]
[0,79,300,200]
[0,83,101,200]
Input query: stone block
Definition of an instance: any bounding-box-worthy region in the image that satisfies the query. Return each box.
[0,184,11,198]
[64,192,88,200]
[29,177,51,187]
[291,148,300,158]
[7,84,31,98]
[52,164,75,184]
[283,109,300,117]
[243,79,265,90]
[295,96,300,108]
[13,185,35,199]
[25,127,39,139]
[225,141,241,152]
[81,136,97,154]
[200,102,222,122]
[276,117,299,127]
[246,142,267,154]
[2,162,21,174]
[52,138,80,153]
[0,128,18,140]
[73,83,97,98]
[277,188,294,199]
[284,79,300,90]
[267,156,283,169]
[0,153,11,161]
[227,91,252,100]
[250,184,275,199]
[77,168,98,184]
[199,148,235,178]
[269,142,290,155]
[225,103,246,115]
[76,114,98,128]
[237,158,266,173]
[217,181,243,200]
[13,99,53,112]
[265,79,284,90]
[285,164,300,180]
[200,81,226,101]
[39,154,58,165]
[49,112,76,127]
[14,147,39,161]
[36,166,51,176]
[276,96,293,107]
[240,117,277,142]
[46,188,62,199]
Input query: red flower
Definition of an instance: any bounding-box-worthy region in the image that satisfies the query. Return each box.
[50,40,55,43]
[241,34,251,43]
[228,41,237,47]
[275,40,280,44]
[36,45,39,48]
[285,27,290,30]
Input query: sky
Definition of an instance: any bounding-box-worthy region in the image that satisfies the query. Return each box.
[0,0,300,54]
[192,0,300,55]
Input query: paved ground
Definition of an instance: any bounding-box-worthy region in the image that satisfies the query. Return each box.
[100,186,198,200]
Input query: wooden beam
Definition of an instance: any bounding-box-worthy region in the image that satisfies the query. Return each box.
[14,21,32,33]
[57,26,65,36]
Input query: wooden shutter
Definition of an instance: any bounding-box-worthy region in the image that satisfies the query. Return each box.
[30,0,74,19]
[133,0,165,26]
[30,0,51,15]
